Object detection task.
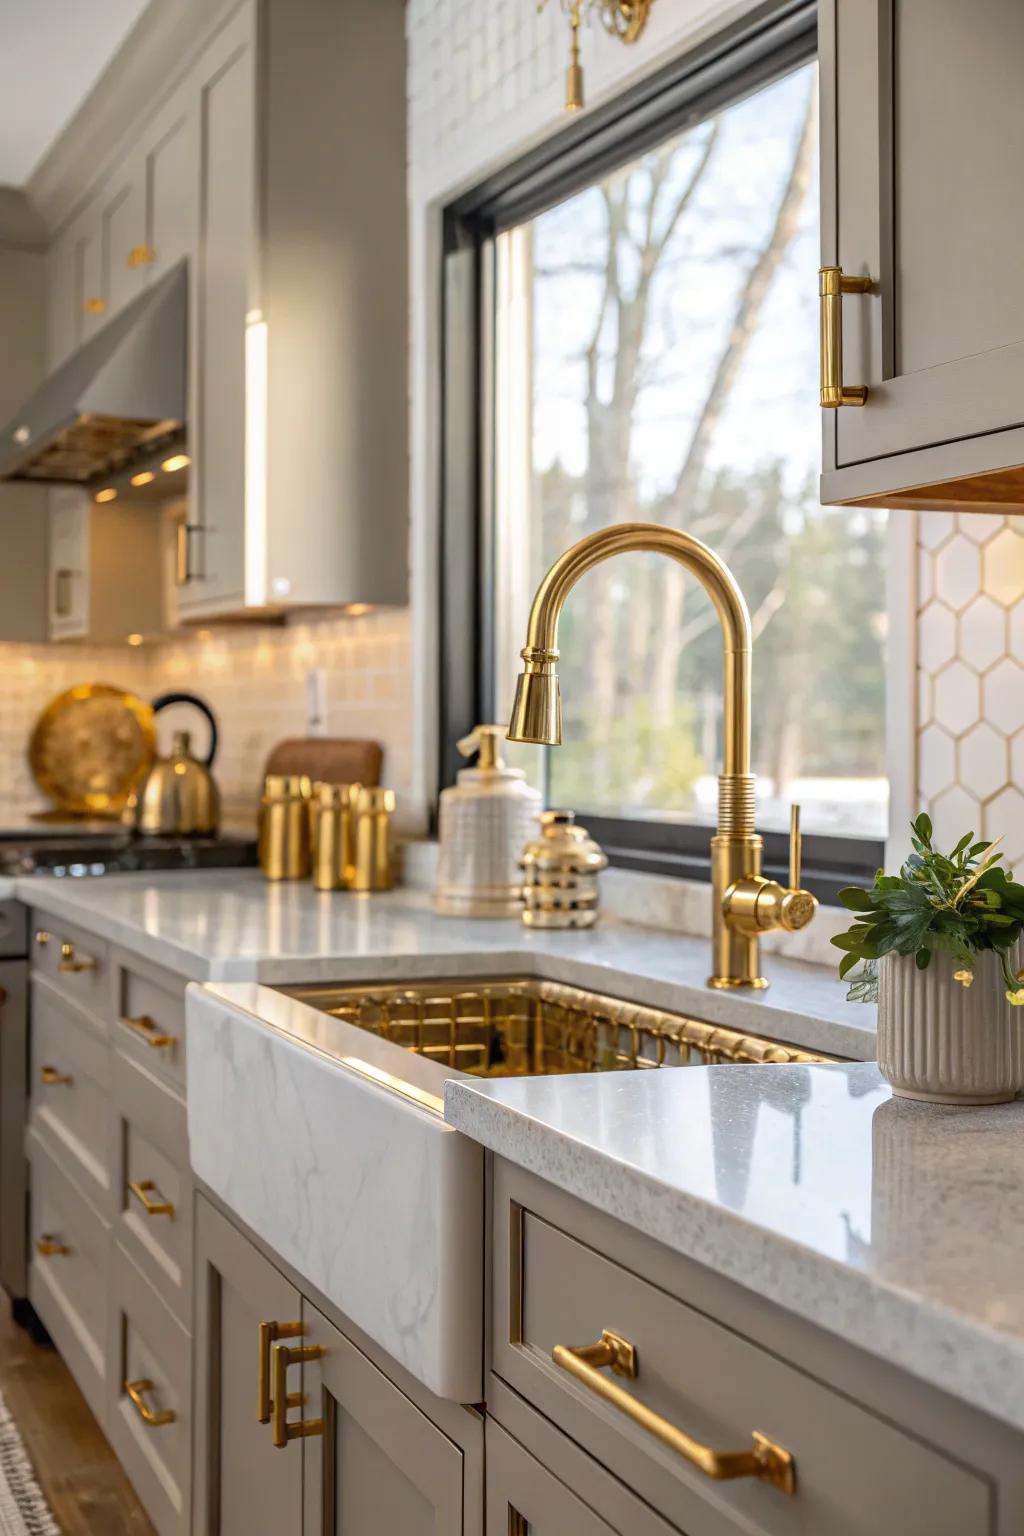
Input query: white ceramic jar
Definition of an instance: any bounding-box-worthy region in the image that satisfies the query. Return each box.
[876,945,1024,1105]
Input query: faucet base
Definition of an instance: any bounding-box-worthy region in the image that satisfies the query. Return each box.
[707,975,769,991]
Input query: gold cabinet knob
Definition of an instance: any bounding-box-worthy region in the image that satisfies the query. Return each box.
[124,1379,175,1427]
[126,244,157,269]
[36,1234,70,1257]
[819,265,871,407]
[552,1330,796,1494]
[39,1064,72,1086]
[128,1179,175,1218]
[120,1014,176,1050]
[271,1340,326,1447]
[34,929,51,947]
[83,296,107,316]
[256,1320,304,1424]
[58,941,97,973]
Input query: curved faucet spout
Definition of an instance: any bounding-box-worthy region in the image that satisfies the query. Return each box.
[508,522,752,778]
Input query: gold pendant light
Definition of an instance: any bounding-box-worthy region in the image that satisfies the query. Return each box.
[541,1,654,112]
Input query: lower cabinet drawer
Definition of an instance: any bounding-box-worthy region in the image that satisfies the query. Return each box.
[113,950,187,1097]
[30,979,113,1214]
[30,914,109,1023]
[113,1050,192,1327]
[495,1192,991,1536]
[109,1245,191,1536]
[27,1130,110,1429]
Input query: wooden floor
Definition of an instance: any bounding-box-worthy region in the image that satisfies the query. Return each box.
[0,1302,154,1535]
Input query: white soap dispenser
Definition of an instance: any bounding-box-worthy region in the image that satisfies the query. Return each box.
[434,725,541,917]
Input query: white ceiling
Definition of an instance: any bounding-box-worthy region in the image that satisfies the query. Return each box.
[0,0,151,186]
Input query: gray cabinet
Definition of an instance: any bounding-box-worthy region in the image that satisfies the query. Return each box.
[47,486,164,643]
[820,0,1024,512]
[302,1302,465,1536]
[0,960,28,1300]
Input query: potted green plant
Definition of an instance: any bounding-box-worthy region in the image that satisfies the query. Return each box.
[833,815,1024,1104]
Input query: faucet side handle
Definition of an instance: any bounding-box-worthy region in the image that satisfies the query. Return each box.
[721,803,817,937]
[790,804,802,891]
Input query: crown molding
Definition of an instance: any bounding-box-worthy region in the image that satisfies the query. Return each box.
[27,0,243,239]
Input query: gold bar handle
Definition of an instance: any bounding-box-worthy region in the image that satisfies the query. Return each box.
[36,1234,70,1257]
[128,1180,175,1218]
[257,1320,304,1423]
[271,1341,326,1448]
[124,1378,176,1428]
[58,942,97,973]
[789,804,802,891]
[121,1014,176,1050]
[552,1330,796,1496]
[818,265,871,408]
[40,1064,72,1086]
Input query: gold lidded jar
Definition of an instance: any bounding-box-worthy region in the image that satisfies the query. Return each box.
[351,786,396,892]
[258,774,312,881]
[312,782,360,891]
[434,725,542,918]
[520,810,608,929]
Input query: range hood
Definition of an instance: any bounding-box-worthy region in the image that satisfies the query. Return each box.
[0,259,187,487]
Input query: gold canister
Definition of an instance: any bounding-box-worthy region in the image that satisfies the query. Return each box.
[351,787,396,892]
[258,775,312,881]
[311,782,361,891]
[520,810,608,928]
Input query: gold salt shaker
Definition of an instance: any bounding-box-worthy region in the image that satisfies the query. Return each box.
[351,787,396,892]
[258,775,312,881]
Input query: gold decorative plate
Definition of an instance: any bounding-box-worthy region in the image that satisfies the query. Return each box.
[29,684,157,816]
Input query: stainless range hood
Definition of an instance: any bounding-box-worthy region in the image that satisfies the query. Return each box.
[0,259,187,486]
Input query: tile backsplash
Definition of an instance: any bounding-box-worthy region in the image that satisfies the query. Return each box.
[0,609,413,830]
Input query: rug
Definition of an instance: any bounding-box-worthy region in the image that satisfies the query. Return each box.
[0,1396,59,1536]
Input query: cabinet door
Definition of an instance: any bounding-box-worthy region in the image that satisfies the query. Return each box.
[192,1194,303,1536]
[821,0,1024,498]
[301,1302,465,1536]
[99,161,145,320]
[142,81,196,286]
[72,209,106,346]
[487,1421,673,1536]
[0,962,28,1301]
[183,3,255,613]
[48,487,89,639]
[47,230,78,367]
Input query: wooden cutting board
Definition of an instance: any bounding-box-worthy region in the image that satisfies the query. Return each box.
[262,738,383,788]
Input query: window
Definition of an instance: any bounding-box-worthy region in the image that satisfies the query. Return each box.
[442,5,888,900]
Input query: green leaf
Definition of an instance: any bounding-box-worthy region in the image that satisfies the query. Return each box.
[839,887,874,912]
[915,947,932,970]
[913,812,933,843]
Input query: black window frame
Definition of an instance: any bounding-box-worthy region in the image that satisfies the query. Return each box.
[438,0,885,908]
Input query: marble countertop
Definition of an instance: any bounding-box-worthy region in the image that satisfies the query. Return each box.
[13,870,872,1056]
[445,1062,1024,1433]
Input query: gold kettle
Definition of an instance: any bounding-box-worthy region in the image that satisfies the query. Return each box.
[126,693,220,836]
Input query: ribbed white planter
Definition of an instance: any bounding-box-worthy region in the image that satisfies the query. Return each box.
[876,946,1024,1105]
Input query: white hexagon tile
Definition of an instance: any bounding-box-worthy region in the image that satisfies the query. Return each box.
[918,514,1024,872]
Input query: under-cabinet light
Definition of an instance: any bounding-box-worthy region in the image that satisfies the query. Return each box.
[95,487,117,503]
[130,471,155,487]
[161,454,191,473]
[127,633,143,646]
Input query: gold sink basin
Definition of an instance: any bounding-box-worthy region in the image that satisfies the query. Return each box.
[280,977,835,1078]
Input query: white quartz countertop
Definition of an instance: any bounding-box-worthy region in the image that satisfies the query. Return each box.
[13,870,872,1057]
[445,1062,1024,1433]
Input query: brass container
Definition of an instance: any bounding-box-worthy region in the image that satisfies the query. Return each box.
[258,775,312,881]
[312,782,360,891]
[520,810,608,929]
[351,787,396,892]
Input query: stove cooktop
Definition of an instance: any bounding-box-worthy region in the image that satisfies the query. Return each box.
[0,832,258,878]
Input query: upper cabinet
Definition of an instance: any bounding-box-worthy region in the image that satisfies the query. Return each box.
[820,0,1024,512]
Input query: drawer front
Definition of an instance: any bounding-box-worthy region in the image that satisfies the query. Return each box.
[0,901,26,958]
[28,1129,110,1427]
[114,951,187,1095]
[30,980,113,1213]
[114,1049,191,1327]
[109,1245,191,1536]
[30,912,109,1022]
[495,1188,990,1536]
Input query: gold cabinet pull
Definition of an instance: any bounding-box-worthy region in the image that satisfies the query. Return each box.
[83,296,107,316]
[127,244,156,269]
[124,1378,176,1427]
[121,1014,176,1051]
[54,567,74,618]
[40,1064,72,1086]
[818,265,871,408]
[175,522,201,585]
[58,941,97,973]
[36,1234,70,1257]
[552,1330,796,1496]
[271,1340,326,1448]
[34,929,51,947]
[128,1180,175,1218]
[257,1320,304,1423]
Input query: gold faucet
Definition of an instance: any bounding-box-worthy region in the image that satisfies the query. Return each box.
[506,522,817,989]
